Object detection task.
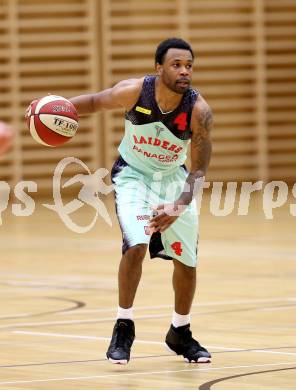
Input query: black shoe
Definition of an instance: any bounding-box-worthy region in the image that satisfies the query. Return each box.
[165,324,211,363]
[106,319,135,364]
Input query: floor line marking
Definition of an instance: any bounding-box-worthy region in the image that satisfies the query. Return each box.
[0,361,295,385]
[13,331,162,345]
[3,302,296,330]
[2,297,296,326]
[57,296,296,315]
[206,345,296,357]
[2,297,296,320]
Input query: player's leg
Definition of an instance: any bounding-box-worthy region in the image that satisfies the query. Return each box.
[107,158,150,364]
[148,166,211,362]
[118,243,147,309]
[149,228,211,363]
[161,224,211,363]
[107,244,148,365]
[165,259,211,363]
[173,258,196,315]
[106,244,147,364]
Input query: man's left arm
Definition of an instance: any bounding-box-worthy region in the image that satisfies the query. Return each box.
[177,98,213,206]
[149,98,212,233]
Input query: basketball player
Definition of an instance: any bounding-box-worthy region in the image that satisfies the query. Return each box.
[0,121,13,156]
[68,38,213,364]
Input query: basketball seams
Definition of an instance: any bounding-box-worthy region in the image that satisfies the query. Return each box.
[33,115,67,146]
[27,95,78,147]
[29,116,53,147]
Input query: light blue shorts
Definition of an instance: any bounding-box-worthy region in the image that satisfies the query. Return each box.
[111,156,199,267]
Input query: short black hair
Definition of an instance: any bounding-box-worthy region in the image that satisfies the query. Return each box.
[155,38,194,65]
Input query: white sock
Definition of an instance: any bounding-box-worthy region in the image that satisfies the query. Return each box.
[117,306,133,320]
[172,311,190,328]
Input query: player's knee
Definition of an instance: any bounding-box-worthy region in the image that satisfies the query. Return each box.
[174,260,196,278]
[124,244,147,264]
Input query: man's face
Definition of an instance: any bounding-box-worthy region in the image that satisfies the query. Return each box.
[156,48,194,94]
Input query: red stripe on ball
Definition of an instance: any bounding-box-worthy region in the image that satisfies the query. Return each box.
[39,100,78,121]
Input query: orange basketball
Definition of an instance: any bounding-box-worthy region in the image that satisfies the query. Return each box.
[26,95,79,147]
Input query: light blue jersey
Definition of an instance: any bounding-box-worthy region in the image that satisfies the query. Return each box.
[113,76,200,267]
[118,75,199,175]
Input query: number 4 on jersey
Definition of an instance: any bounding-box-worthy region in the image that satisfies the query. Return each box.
[174,112,187,131]
[171,241,183,256]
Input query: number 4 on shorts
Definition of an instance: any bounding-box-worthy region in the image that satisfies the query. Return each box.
[171,241,183,256]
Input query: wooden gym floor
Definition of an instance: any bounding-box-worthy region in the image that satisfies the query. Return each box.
[0,193,295,389]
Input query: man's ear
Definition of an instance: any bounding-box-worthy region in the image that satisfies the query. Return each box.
[155,63,162,76]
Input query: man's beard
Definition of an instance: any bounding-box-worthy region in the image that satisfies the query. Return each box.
[163,76,190,94]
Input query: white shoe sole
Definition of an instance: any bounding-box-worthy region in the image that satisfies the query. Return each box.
[165,343,211,363]
[184,357,211,363]
[107,357,128,365]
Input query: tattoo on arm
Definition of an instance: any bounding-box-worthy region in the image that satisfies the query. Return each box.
[177,105,213,206]
[191,105,213,173]
[191,105,213,150]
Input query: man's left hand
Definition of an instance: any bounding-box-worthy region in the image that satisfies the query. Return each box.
[149,202,186,233]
